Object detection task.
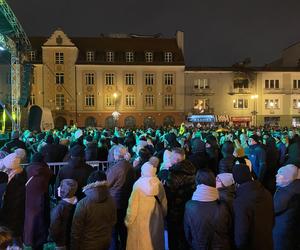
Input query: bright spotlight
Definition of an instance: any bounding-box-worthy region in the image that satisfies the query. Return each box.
[0,46,5,51]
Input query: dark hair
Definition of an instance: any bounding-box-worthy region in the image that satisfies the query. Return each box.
[195,169,216,187]
[87,170,107,184]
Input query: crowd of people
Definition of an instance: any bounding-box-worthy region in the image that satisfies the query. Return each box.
[0,124,299,250]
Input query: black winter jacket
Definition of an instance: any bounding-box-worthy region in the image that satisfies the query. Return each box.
[219,155,236,174]
[273,180,300,250]
[71,183,117,250]
[233,181,273,250]
[184,200,232,250]
[49,200,76,247]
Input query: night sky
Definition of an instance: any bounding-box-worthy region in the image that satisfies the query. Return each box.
[6,0,300,67]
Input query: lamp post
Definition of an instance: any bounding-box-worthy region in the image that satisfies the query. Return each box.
[251,94,258,127]
[112,92,120,126]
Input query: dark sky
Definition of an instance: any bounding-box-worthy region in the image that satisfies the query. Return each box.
[6,0,300,67]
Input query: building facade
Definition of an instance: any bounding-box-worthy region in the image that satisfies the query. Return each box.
[29,29,185,128]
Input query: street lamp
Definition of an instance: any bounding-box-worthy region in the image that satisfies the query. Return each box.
[251,94,258,127]
[112,92,120,125]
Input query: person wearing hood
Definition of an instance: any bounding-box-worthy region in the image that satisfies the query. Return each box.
[184,169,232,250]
[0,152,26,244]
[55,145,94,200]
[219,141,235,174]
[216,173,235,212]
[71,171,117,250]
[49,178,78,249]
[125,162,167,250]
[273,164,300,250]
[23,153,53,250]
[165,147,196,250]
[232,163,273,250]
[188,137,209,171]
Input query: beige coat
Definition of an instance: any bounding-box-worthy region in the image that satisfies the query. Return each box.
[125,176,167,250]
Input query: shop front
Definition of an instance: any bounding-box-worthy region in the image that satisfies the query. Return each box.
[187,115,215,127]
[292,117,300,127]
[231,116,251,127]
[264,116,280,127]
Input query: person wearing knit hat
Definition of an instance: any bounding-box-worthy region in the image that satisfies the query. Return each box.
[71,170,116,250]
[216,173,236,212]
[184,169,232,249]
[125,161,167,250]
[233,164,273,250]
[273,164,300,250]
[50,179,78,249]
[216,173,235,188]
[1,153,22,183]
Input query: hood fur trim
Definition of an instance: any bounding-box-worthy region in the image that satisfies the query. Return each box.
[82,181,108,192]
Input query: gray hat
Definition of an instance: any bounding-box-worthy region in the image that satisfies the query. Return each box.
[60,179,78,198]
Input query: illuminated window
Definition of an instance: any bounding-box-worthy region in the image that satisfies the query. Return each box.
[85,73,95,85]
[164,94,173,107]
[106,51,114,62]
[86,51,95,62]
[233,98,248,109]
[125,73,135,85]
[164,52,173,62]
[145,73,154,85]
[145,95,154,107]
[55,52,64,64]
[126,52,134,62]
[194,99,209,112]
[105,73,115,85]
[164,73,174,85]
[125,95,135,106]
[85,94,95,106]
[145,52,153,62]
[28,51,36,61]
[293,80,300,89]
[56,94,64,110]
[105,95,115,106]
[264,99,279,109]
[55,73,64,84]
[293,99,300,108]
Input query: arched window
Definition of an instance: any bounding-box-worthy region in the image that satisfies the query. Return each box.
[124,116,136,128]
[163,116,175,127]
[144,116,156,128]
[54,116,67,130]
[85,116,97,127]
[105,116,115,129]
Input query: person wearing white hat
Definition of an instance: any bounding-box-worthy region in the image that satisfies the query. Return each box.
[125,162,167,250]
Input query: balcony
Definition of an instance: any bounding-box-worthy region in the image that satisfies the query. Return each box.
[263,88,286,94]
[228,87,253,95]
[192,88,215,96]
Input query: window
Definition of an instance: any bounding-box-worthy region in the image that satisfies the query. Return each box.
[85,94,95,106]
[293,99,300,109]
[164,94,173,107]
[106,51,114,62]
[145,73,154,85]
[56,94,64,110]
[293,80,300,89]
[105,73,115,85]
[55,73,64,84]
[233,78,249,88]
[125,73,135,85]
[164,73,174,85]
[55,52,64,64]
[265,99,279,109]
[194,99,208,112]
[86,51,95,62]
[265,79,279,89]
[145,52,153,62]
[28,51,36,61]
[30,94,35,105]
[105,95,115,107]
[145,94,154,107]
[125,95,135,106]
[194,79,209,89]
[126,52,134,62]
[164,52,173,62]
[233,99,248,109]
[85,73,94,85]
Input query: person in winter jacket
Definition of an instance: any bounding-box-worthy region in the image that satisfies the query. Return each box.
[232,163,273,250]
[106,145,135,250]
[0,152,26,243]
[188,137,209,171]
[84,135,99,161]
[71,171,117,250]
[184,169,232,250]
[273,164,300,250]
[125,162,167,250]
[56,144,94,200]
[23,153,53,250]
[49,179,78,249]
[216,173,235,212]
[219,141,235,173]
[165,147,196,250]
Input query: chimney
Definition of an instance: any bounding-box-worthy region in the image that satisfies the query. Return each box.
[176,30,184,55]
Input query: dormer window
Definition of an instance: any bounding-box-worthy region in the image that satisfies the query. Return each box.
[86,51,95,62]
[164,52,173,62]
[28,51,36,61]
[126,52,134,62]
[106,51,114,62]
[145,52,153,62]
[55,52,64,64]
